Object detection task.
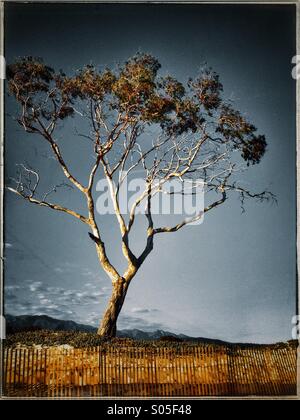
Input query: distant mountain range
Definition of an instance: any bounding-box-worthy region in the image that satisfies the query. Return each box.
[5,314,293,347]
[5,314,230,345]
[6,314,96,334]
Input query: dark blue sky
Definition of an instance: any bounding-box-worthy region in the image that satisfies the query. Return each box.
[4,3,297,343]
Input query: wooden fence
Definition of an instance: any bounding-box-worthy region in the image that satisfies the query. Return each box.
[2,344,298,397]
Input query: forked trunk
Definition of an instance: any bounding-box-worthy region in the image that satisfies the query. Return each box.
[98,277,129,338]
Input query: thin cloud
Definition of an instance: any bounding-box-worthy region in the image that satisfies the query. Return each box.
[5,285,20,291]
[28,281,43,292]
[54,267,64,273]
[118,313,167,332]
[52,288,108,306]
[5,290,18,302]
[84,312,100,326]
[131,307,159,314]
[81,268,94,277]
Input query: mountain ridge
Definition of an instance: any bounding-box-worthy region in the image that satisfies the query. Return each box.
[4,314,293,347]
[5,314,230,344]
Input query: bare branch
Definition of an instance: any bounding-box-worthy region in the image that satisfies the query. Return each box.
[43,130,87,193]
[88,232,121,282]
[87,154,101,192]
[15,163,40,197]
[7,186,89,224]
[42,182,74,202]
[137,182,154,266]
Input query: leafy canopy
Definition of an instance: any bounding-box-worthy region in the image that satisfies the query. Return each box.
[7,53,266,166]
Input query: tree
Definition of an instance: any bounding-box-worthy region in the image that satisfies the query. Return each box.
[6,53,274,338]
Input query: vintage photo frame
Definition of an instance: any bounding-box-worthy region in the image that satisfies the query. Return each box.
[0,0,299,401]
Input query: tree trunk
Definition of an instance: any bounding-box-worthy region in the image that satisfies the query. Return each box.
[98,277,129,338]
